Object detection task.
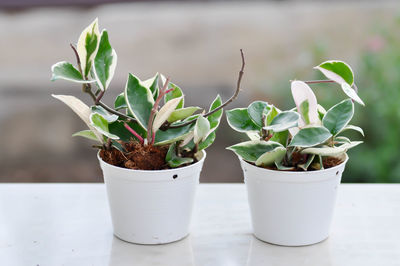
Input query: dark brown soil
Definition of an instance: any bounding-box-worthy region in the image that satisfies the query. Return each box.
[322,156,343,169]
[100,142,170,170]
[253,153,344,172]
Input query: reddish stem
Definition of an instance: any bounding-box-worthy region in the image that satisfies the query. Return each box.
[150,132,156,146]
[124,123,144,144]
[146,77,171,144]
[95,90,105,104]
[304,80,335,84]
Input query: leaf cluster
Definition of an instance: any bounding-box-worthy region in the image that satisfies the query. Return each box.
[227,61,364,171]
[51,19,225,168]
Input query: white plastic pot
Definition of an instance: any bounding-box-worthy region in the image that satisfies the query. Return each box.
[240,156,348,246]
[98,151,206,245]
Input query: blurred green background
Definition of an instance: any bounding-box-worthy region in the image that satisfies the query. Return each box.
[0,1,399,183]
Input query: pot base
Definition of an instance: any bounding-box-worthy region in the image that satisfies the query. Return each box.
[253,233,329,247]
[113,232,189,245]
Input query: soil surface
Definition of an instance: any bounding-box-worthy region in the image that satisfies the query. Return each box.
[100,142,170,170]
[255,153,344,171]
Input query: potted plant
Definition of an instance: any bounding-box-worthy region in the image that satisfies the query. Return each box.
[226,60,364,246]
[50,18,245,244]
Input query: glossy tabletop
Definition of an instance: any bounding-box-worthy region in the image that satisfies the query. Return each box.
[0,184,399,266]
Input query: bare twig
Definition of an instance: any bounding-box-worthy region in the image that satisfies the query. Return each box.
[147,77,171,145]
[168,49,246,129]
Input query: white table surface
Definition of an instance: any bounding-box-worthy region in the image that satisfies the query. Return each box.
[0,184,399,266]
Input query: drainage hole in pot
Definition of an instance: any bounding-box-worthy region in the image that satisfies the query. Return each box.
[173,174,178,179]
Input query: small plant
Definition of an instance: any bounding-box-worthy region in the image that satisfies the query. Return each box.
[227,60,364,171]
[51,18,245,170]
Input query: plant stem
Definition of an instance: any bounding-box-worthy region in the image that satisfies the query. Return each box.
[167,49,246,129]
[70,43,83,76]
[147,77,171,145]
[95,90,105,104]
[303,80,335,84]
[124,122,144,144]
[83,85,134,121]
[70,44,136,122]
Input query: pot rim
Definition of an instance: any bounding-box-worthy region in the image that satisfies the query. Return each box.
[97,149,206,174]
[239,154,348,175]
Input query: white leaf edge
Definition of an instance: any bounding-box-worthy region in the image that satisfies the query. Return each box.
[52,94,103,142]
[341,83,365,106]
[194,116,211,144]
[291,80,320,127]
[301,141,363,156]
[339,124,364,137]
[152,97,183,133]
[255,146,287,166]
[77,18,100,77]
[51,61,95,83]
[89,113,119,140]
[314,60,354,85]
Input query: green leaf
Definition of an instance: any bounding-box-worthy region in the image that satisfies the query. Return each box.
[289,126,332,147]
[341,83,365,106]
[301,141,363,156]
[265,105,279,126]
[52,94,103,142]
[154,124,194,146]
[323,99,354,135]
[194,116,211,144]
[124,74,155,130]
[166,143,194,168]
[162,75,184,109]
[255,146,287,167]
[299,100,310,124]
[207,95,223,131]
[114,93,127,110]
[198,131,216,150]
[142,73,159,100]
[153,97,183,133]
[77,18,100,77]
[51,62,94,83]
[265,111,299,132]
[109,121,146,142]
[93,30,117,91]
[72,130,101,142]
[91,105,118,123]
[111,140,125,152]
[247,101,269,127]
[269,130,289,146]
[167,107,201,123]
[317,104,327,120]
[338,125,364,137]
[315,60,354,86]
[227,140,282,163]
[90,113,119,139]
[226,108,260,132]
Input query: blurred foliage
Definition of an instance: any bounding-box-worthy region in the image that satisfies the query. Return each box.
[346,18,400,183]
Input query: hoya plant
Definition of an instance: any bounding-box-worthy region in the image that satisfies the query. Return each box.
[227,60,364,171]
[51,18,245,169]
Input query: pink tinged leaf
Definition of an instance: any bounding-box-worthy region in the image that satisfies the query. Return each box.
[291,81,320,126]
